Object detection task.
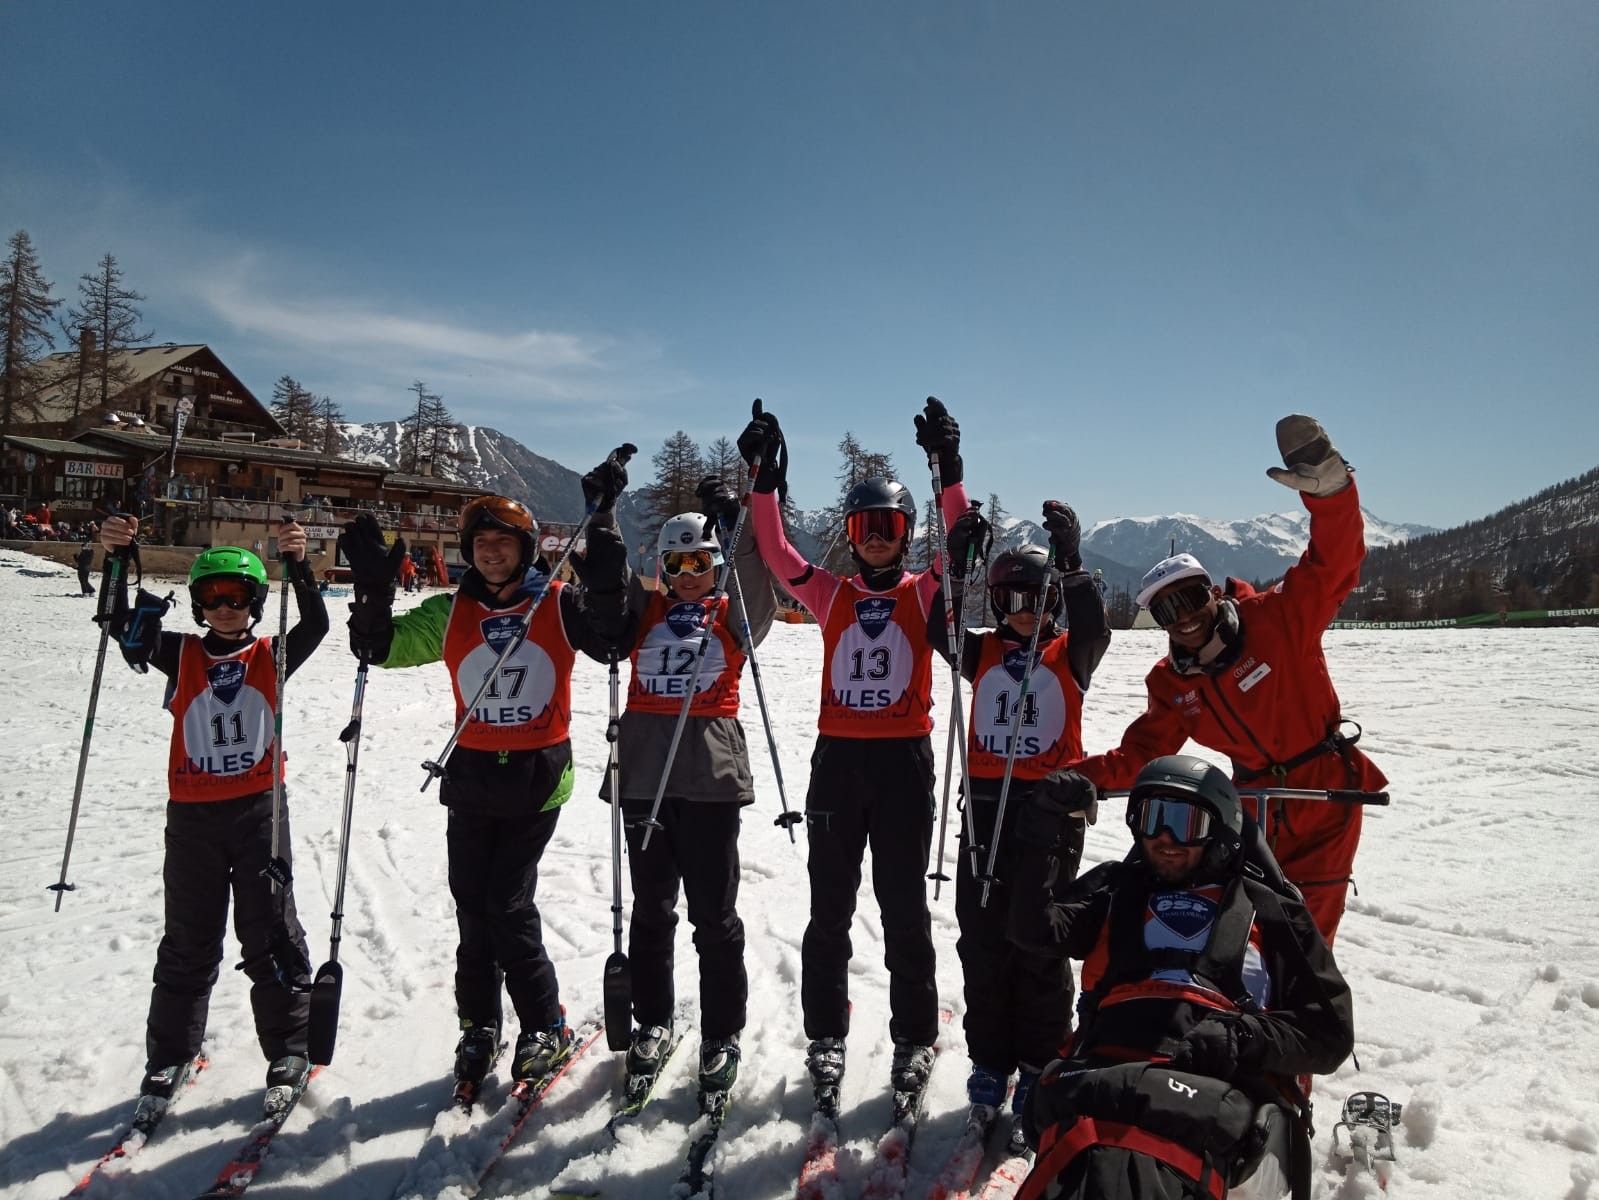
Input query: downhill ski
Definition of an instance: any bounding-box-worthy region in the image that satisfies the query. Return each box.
[673,1087,735,1198]
[470,1021,604,1191]
[924,1104,1000,1200]
[64,1056,209,1197]
[856,1042,941,1200]
[973,1144,1034,1200]
[191,1064,321,1199]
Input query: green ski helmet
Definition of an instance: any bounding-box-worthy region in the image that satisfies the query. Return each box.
[188,546,270,625]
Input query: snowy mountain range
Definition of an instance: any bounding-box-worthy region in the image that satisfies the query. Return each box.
[335,421,1432,587]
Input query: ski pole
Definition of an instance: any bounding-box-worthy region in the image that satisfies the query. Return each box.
[264,522,294,895]
[977,551,1060,910]
[926,459,978,899]
[307,659,369,1065]
[637,449,761,851]
[928,507,988,897]
[49,544,130,911]
[724,543,799,841]
[420,443,636,791]
[602,652,632,1051]
[1101,787,1390,806]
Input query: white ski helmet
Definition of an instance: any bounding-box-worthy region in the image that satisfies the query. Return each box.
[656,512,724,563]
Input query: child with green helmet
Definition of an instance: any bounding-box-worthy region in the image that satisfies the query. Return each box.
[98,514,328,1123]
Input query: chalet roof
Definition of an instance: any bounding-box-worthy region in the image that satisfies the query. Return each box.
[79,428,384,473]
[2,435,125,460]
[27,344,277,430]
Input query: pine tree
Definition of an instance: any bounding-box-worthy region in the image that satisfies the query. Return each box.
[270,375,319,443]
[398,380,462,478]
[316,395,345,455]
[821,432,898,576]
[644,430,706,526]
[0,230,61,441]
[704,435,749,495]
[63,253,150,420]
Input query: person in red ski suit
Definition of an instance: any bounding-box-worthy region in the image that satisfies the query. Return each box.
[1074,416,1386,945]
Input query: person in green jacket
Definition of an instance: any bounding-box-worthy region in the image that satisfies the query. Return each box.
[337,450,631,1098]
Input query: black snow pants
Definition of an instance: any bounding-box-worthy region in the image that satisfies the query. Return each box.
[621,795,747,1038]
[145,792,310,1071]
[800,734,939,1047]
[447,805,563,1033]
[957,783,1083,1073]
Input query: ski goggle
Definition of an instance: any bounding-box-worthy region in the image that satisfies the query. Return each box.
[460,494,536,535]
[662,549,716,577]
[1148,581,1213,627]
[1130,793,1215,845]
[194,579,255,611]
[991,583,1059,615]
[846,509,908,545]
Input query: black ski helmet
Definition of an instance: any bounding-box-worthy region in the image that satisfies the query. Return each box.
[986,545,1062,623]
[1126,753,1245,877]
[459,495,539,578]
[843,477,917,543]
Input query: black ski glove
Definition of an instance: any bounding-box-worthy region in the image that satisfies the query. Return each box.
[238,926,313,994]
[340,514,406,592]
[736,400,788,500]
[1015,770,1097,847]
[1041,501,1082,572]
[114,587,174,673]
[695,475,742,533]
[1168,1015,1262,1078]
[945,503,992,581]
[914,396,963,486]
[571,519,629,592]
[581,443,638,513]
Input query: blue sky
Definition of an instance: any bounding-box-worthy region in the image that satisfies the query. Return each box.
[3,2,1595,531]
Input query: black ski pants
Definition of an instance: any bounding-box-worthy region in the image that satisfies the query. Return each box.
[145,792,310,1071]
[957,784,1083,1073]
[801,734,939,1047]
[621,795,747,1038]
[447,804,563,1034]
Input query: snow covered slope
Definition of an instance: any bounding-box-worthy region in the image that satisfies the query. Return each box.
[1,550,1594,1199]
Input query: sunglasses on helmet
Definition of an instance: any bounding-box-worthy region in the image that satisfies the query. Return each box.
[195,579,255,611]
[846,509,908,546]
[662,549,716,577]
[1148,580,1213,628]
[460,494,535,534]
[1130,793,1215,845]
[991,583,1059,615]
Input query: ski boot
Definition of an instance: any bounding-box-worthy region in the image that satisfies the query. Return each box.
[452,1019,503,1109]
[964,1064,1007,1138]
[805,1036,846,1118]
[1008,1064,1042,1155]
[623,1023,676,1108]
[263,1055,311,1120]
[513,1014,574,1083]
[697,1033,740,1119]
[134,1062,191,1133]
[889,1039,936,1125]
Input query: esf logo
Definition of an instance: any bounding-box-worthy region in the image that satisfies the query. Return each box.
[1001,647,1036,683]
[854,597,896,640]
[480,614,527,655]
[666,603,709,640]
[206,660,247,705]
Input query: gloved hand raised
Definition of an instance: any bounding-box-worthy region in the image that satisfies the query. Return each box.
[339,514,406,592]
[581,443,637,513]
[914,396,962,486]
[1168,1014,1262,1079]
[1266,414,1351,497]
[1015,770,1098,847]
[736,399,787,499]
[1041,501,1082,572]
[695,475,742,532]
[945,503,992,581]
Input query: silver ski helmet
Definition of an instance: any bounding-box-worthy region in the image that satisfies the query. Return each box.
[1127,753,1245,877]
[987,545,1062,622]
[656,511,724,561]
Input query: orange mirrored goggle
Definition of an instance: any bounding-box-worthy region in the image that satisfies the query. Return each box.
[194,579,254,610]
[662,549,717,577]
[460,494,536,534]
[845,509,908,545]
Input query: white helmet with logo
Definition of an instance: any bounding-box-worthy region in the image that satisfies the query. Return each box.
[656,512,724,563]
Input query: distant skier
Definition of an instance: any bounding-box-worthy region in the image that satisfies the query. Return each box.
[1074,415,1386,945]
[590,474,779,1110]
[1009,755,1355,1200]
[74,537,95,595]
[337,456,631,1101]
[98,514,327,1123]
[944,503,1111,1144]
[737,396,970,1108]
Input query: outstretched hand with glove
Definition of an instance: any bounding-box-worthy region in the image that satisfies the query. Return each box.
[581,443,638,514]
[1266,415,1351,497]
[945,503,991,581]
[695,474,742,533]
[1015,769,1098,848]
[1040,500,1082,572]
[339,514,405,663]
[914,396,962,486]
[736,400,788,500]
